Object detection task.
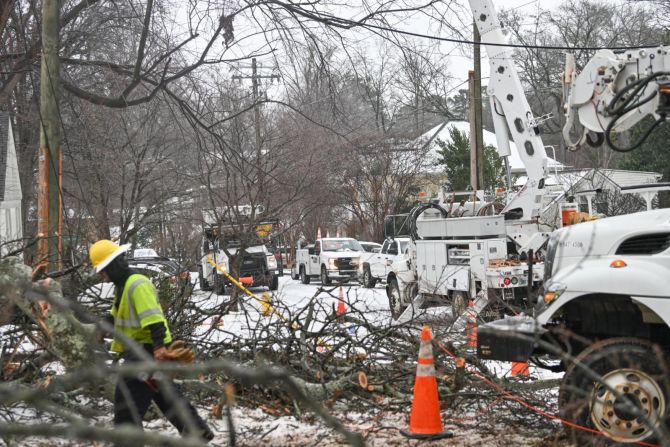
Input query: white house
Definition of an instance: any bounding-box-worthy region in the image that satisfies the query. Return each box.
[0,111,23,256]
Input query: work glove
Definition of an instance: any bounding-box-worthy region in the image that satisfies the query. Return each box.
[164,340,195,363]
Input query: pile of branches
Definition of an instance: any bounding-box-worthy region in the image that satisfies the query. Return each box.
[0,257,560,446]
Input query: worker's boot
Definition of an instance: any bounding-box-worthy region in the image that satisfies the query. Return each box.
[182,425,214,442]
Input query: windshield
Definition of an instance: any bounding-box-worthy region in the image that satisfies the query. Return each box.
[400,241,409,254]
[322,239,363,252]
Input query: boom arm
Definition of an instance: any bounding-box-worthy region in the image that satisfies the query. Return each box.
[563,47,670,152]
[471,0,549,221]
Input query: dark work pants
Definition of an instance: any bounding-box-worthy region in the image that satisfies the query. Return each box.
[113,349,213,444]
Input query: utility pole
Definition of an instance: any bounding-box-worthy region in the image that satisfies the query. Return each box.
[232,58,280,153]
[468,70,478,192]
[37,0,62,273]
[473,22,485,190]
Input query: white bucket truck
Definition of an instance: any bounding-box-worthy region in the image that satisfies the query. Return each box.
[478,30,670,444]
[198,206,279,294]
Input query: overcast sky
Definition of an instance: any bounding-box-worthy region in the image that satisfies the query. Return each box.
[219,0,630,104]
[441,0,626,81]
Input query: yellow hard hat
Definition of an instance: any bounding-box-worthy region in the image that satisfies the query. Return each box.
[89,239,130,273]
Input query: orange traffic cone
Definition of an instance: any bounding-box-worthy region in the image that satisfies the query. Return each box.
[466,299,477,349]
[316,227,322,240]
[336,287,346,316]
[400,326,453,440]
[511,361,530,377]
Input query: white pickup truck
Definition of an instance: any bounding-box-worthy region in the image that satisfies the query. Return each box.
[294,238,364,285]
[359,237,410,288]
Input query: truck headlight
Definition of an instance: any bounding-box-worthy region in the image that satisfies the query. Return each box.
[328,258,337,269]
[266,255,277,270]
[543,282,566,304]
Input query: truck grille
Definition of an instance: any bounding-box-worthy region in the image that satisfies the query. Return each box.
[616,233,670,255]
[235,254,267,275]
[334,258,356,270]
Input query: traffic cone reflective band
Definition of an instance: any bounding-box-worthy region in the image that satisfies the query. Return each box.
[400,325,453,440]
[466,299,477,349]
[336,287,346,316]
[511,361,530,377]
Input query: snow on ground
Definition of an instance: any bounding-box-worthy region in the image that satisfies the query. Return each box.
[189,275,459,344]
[189,275,562,380]
[9,397,567,446]
[179,275,567,446]
[6,275,568,446]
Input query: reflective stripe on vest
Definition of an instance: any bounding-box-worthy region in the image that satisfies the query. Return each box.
[114,318,141,328]
[138,308,161,319]
[112,278,151,328]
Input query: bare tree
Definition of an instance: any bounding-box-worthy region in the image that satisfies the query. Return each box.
[61,96,196,252]
[339,136,429,241]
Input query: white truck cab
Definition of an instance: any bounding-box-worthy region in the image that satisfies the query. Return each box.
[294,238,364,285]
[359,237,411,288]
[198,208,279,295]
[478,208,670,445]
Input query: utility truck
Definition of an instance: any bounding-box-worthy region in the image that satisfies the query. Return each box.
[385,0,563,322]
[294,238,364,285]
[477,28,670,446]
[480,208,670,445]
[199,207,279,294]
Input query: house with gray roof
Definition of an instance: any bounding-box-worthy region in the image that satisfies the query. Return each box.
[0,111,23,256]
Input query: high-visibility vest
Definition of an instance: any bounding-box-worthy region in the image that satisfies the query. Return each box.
[110,273,172,353]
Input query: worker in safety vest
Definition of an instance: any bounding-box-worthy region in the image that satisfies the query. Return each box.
[89,239,213,444]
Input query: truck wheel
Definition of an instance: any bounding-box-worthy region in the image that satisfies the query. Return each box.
[559,337,668,446]
[320,266,331,285]
[388,278,407,319]
[300,266,310,285]
[199,266,212,291]
[270,274,279,291]
[214,274,227,295]
[362,266,376,288]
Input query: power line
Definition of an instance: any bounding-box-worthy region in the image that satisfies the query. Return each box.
[508,0,539,11]
[359,21,662,51]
